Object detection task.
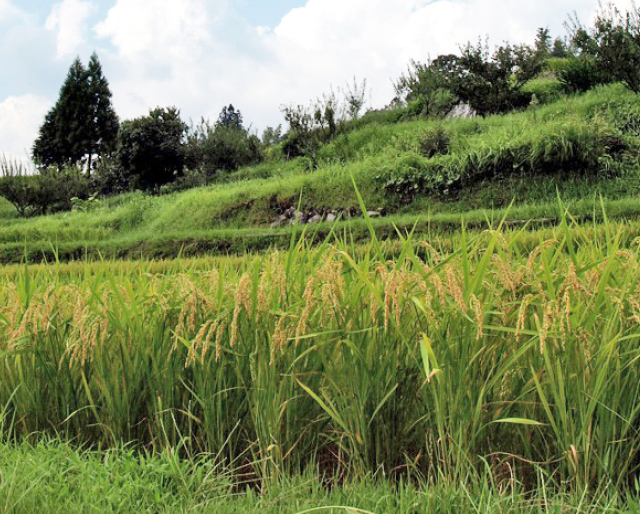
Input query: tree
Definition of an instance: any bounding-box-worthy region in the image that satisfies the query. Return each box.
[85,53,119,172]
[261,125,283,147]
[396,40,542,118]
[535,27,552,59]
[0,155,91,217]
[342,77,368,120]
[394,58,458,118]
[117,107,187,191]
[551,37,569,58]
[33,53,119,174]
[452,40,542,115]
[217,104,243,130]
[567,2,640,92]
[33,58,88,169]
[186,105,262,177]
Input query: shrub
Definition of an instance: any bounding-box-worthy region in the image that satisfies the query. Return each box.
[568,3,640,92]
[0,157,92,217]
[545,57,572,73]
[158,167,211,195]
[394,60,458,119]
[92,156,130,196]
[185,114,262,179]
[522,77,565,104]
[377,119,622,202]
[419,125,451,158]
[396,41,543,118]
[558,56,609,93]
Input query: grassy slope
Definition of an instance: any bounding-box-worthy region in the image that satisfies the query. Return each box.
[1,83,640,263]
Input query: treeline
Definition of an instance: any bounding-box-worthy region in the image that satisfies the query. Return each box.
[1,2,640,217]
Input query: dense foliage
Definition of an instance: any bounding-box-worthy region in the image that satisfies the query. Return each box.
[117,107,188,191]
[32,54,119,172]
[185,105,262,180]
[0,157,91,217]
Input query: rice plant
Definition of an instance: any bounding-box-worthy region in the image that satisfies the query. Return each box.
[1,210,640,493]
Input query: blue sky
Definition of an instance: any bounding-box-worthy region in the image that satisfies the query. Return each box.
[0,0,634,161]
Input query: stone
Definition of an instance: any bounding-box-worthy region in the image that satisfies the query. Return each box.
[447,103,476,119]
[308,214,323,224]
[270,214,288,228]
[326,213,337,223]
[367,210,382,218]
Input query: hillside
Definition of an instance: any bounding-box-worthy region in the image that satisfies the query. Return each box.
[2,83,640,262]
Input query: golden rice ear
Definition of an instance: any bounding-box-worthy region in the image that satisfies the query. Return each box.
[470,294,483,341]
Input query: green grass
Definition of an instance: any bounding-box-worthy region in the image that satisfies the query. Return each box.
[0,84,639,263]
[3,194,640,263]
[1,439,638,513]
[4,84,640,511]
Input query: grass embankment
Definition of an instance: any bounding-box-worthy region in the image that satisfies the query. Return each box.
[1,441,636,513]
[1,84,640,262]
[3,216,640,497]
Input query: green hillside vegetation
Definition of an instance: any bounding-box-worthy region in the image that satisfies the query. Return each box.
[2,84,640,262]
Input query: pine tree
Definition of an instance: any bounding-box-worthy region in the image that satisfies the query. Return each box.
[217,104,243,130]
[535,27,551,58]
[33,54,119,174]
[85,53,119,173]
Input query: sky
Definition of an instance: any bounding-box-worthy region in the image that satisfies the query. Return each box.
[0,0,636,162]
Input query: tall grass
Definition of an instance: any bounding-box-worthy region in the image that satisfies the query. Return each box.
[2,214,640,491]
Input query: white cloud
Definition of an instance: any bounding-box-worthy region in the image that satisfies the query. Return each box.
[96,0,631,135]
[94,0,272,126]
[0,95,51,163]
[0,0,23,21]
[3,0,634,162]
[46,0,94,59]
[267,0,611,111]
[95,0,215,64]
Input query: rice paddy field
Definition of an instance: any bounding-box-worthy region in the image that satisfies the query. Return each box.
[3,212,640,511]
[6,83,640,511]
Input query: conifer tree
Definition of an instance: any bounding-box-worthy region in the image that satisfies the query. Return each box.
[33,54,119,174]
[85,53,119,172]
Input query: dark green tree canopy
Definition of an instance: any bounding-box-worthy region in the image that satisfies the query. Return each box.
[117,107,187,191]
[217,104,244,131]
[85,53,119,168]
[186,105,261,176]
[395,40,542,118]
[568,2,640,93]
[33,53,119,172]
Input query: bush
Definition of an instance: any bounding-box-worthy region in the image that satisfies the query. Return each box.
[558,57,609,93]
[419,125,451,158]
[396,41,543,118]
[92,156,131,196]
[522,77,565,104]
[568,3,640,92]
[377,119,623,202]
[0,157,92,217]
[545,57,572,73]
[394,60,459,119]
[158,167,211,195]
[185,116,262,179]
